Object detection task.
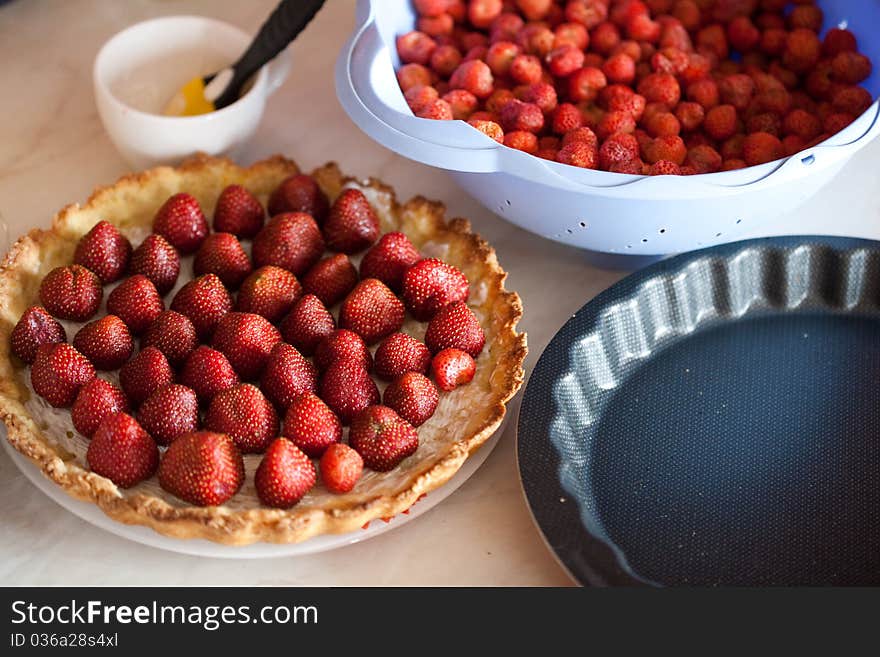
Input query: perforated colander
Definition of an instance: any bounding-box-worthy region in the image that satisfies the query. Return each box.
[336,0,880,256]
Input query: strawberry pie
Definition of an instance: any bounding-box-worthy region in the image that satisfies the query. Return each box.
[0,155,525,544]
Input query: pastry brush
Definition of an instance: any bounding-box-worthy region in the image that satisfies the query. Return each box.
[163,0,325,116]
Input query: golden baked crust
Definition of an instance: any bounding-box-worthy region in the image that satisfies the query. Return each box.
[0,154,526,545]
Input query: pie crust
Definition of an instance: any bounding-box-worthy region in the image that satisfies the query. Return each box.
[0,154,526,545]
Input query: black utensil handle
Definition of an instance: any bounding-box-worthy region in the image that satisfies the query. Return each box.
[214,0,326,109]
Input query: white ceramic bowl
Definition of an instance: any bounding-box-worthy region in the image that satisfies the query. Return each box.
[336,0,880,256]
[94,15,291,169]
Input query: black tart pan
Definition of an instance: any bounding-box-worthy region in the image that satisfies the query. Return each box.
[518,237,880,586]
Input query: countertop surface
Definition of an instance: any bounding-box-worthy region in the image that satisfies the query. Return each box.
[1,0,878,586]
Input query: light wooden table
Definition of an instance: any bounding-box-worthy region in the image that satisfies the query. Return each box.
[1,0,878,585]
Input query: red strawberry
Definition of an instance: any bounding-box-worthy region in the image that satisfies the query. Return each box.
[71,378,129,438]
[431,348,476,391]
[323,188,380,254]
[424,301,485,356]
[170,273,233,340]
[374,332,431,381]
[179,345,239,404]
[158,431,244,506]
[119,346,174,406]
[153,192,209,254]
[359,232,421,291]
[213,184,265,238]
[137,383,200,446]
[301,254,358,307]
[267,174,330,223]
[211,312,282,380]
[252,212,324,276]
[349,405,419,471]
[38,265,102,322]
[30,343,95,407]
[72,314,134,370]
[281,392,343,457]
[87,412,158,488]
[279,294,335,356]
[106,274,164,335]
[318,360,380,425]
[319,443,363,493]
[260,343,318,411]
[74,220,132,284]
[383,372,438,427]
[339,278,405,345]
[313,329,373,372]
[10,306,66,364]
[129,234,180,295]
[235,265,302,323]
[255,437,316,508]
[194,232,252,288]
[205,383,279,453]
[141,310,198,367]
[401,258,469,321]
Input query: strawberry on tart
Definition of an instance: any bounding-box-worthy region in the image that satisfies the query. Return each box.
[0,155,526,545]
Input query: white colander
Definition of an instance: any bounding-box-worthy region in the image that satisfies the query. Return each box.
[336,0,880,256]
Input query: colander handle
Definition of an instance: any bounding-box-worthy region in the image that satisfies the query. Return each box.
[736,103,880,189]
[340,1,583,179]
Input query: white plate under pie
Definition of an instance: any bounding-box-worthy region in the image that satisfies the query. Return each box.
[2,415,507,558]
